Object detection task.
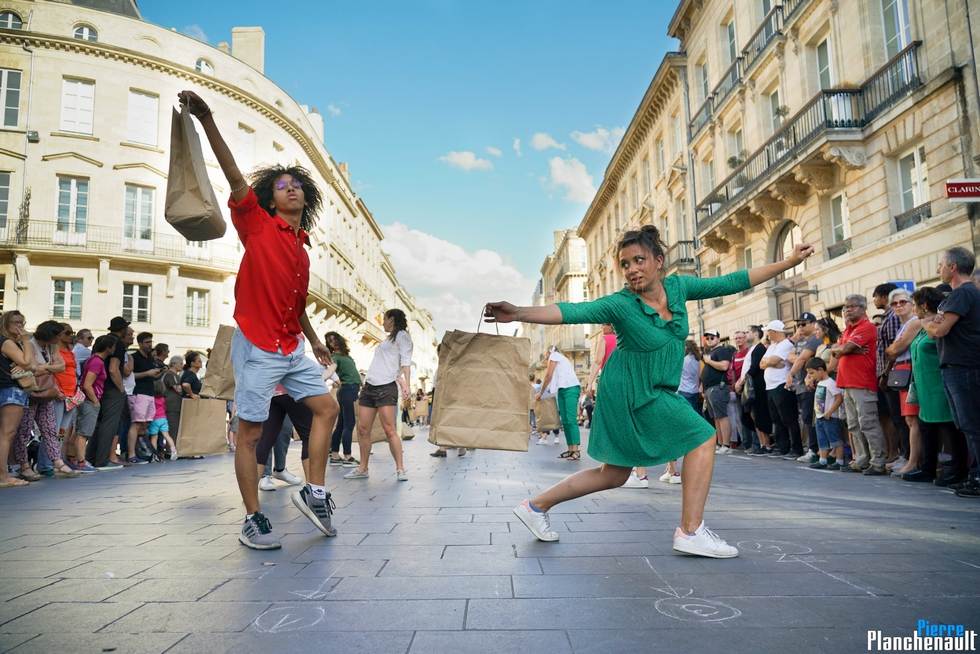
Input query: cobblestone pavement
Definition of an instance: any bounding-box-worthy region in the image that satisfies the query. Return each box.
[1,427,979,653]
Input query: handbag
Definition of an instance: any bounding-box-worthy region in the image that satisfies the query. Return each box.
[886,366,911,391]
[65,388,86,411]
[12,370,39,392]
[29,372,58,404]
[905,380,918,406]
[740,377,755,403]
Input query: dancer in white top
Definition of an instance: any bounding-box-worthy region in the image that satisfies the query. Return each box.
[345,309,413,481]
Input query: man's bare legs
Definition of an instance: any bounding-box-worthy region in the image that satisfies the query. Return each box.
[300,392,338,486]
[236,420,264,515]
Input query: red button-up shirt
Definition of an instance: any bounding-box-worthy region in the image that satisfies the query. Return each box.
[837,316,878,391]
[229,189,310,355]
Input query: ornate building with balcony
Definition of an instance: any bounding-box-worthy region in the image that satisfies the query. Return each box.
[0,0,437,380]
[523,229,592,386]
[673,0,978,333]
[575,0,978,346]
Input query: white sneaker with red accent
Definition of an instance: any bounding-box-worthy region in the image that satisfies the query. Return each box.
[672,521,738,558]
[622,472,649,488]
[513,499,559,542]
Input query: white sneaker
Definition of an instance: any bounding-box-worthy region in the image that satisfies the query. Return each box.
[797,450,816,462]
[553,436,561,445]
[513,499,558,542]
[668,472,682,484]
[886,457,907,471]
[396,470,408,481]
[536,438,547,445]
[457,448,466,457]
[715,445,731,455]
[273,468,303,485]
[622,472,649,488]
[258,475,276,491]
[672,521,738,558]
[170,449,178,461]
[659,467,674,482]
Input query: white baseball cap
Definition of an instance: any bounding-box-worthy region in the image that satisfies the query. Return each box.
[763,319,786,333]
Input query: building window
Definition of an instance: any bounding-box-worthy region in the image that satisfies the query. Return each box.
[677,197,687,239]
[882,0,911,59]
[655,139,665,176]
[630,175,639,212]
[671,113,682,157]
[829,192,850,243]
[124,185,154,250]
[660,214,670,247]
[642,158,651,196]
[122,283,151,323]
[60,79,95,135]
[698,61,710,103]
[52,279,82,320]
[0,275,5,311]
[728,127,745,167]
[195,59,214,75]
[73,26,97,42]
[0,69,21,128]
[777,222,806,279]
[56,176,88,243]
[768,88,783,134]
[816,38,833,89]
[898,146,929,211]
[186,289,209,327]
[0,12,22,30]
[725,19,738,65]
[0,172,9,231]
[701,158,715,198]
[237,124,254,172]
[127,90,158,146]
[739,247,753,270]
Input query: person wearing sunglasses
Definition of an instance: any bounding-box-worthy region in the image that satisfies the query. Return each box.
[882,289,920,477]
[72,329,93,378]
[177,89,340,550]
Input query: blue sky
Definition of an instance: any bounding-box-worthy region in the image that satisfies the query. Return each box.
[141,1,679,333]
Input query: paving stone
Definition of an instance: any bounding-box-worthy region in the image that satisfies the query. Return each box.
[101,601,272,633]
[1,602,143,633]
[409,630,573,654]
[4,633,185,654]
[17,578,142,603]
[166,632,413,653]
[105,578,231,603]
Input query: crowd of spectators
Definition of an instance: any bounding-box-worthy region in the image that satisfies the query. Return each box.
[696,246,979,499]
[1,314,208,486]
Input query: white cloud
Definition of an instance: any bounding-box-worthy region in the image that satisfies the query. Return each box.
[380,222,536,336]
[513,138,522,157]
[326,104,342,117]
[548,157,596,203]
[531,133,565,151]
[182,24,209,43]
[486,146,502,157]
[438,151,493,172]
[570,126,627,154]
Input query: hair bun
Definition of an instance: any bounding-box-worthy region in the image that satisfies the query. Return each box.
[640,224,661,239]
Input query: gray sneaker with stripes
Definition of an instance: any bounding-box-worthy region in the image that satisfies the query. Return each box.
[292,486,338,537]
[239,512,282,550]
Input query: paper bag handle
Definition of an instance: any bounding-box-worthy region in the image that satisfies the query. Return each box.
[478,305,500,335]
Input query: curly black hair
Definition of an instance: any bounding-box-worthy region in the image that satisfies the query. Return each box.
[249,164,323,233]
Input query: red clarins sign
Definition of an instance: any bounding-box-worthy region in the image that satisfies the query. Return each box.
[945,179,980,202]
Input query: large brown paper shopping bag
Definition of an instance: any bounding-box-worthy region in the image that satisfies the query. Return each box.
[165,106,227,241]
[534,397,561,432]
[200,325,236,401]
[429,329,532,452]
[175,398,228,456]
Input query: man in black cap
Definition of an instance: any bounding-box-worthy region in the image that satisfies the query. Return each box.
[786,312,820,461]
[87,317,133,468]
[700,330,734,453]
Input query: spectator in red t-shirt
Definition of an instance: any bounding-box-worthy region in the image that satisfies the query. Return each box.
[179,90,340,551]
[832,294,887,475]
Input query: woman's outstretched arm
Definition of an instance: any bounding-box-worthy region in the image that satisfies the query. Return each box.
[484,302,563,325]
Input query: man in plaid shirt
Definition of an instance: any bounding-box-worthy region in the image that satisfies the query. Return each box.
[873,283,906,465]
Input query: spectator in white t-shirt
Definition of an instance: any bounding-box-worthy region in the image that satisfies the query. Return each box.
[806,357,845,469]
[760,320,801,459]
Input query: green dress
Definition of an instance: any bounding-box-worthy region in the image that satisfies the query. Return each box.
[909,330,953,424]
[557,270,751,467]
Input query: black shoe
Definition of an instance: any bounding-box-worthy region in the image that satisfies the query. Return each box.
[840,464,865,473]
[954,479,980,498]
[863,465,887,476]
[809,461,828,469]
[430,450,447,457]
[901,470,935,483]
[934,473,967,487]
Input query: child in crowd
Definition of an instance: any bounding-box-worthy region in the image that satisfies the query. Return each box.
[806,357,845,469]
[148,381,178,460]
[70,335,115,472]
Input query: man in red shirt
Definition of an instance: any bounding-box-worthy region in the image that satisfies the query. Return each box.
[179,91,339,550]
[832,294,886,475]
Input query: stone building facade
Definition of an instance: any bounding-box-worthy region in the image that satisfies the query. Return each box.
[0,0,437,385]
[578,0,978,346]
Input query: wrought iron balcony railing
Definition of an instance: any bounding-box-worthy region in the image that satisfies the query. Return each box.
[555,260,587,290]
[895,202,932,231]
[666,240,697,267]
[689,97,713,141]
[742,6,783,73]
[695,42,921,232]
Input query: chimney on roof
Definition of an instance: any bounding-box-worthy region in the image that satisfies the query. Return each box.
[217,41,231,54]
[231,27,265,73]
[338,162,350,182]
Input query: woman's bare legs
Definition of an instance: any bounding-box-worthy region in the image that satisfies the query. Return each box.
[897,416,920,473]
[531,464,632,511]
[679,436,716,533]
[0,404,26,486]
[376,405,404,471]
[355,405,402,472]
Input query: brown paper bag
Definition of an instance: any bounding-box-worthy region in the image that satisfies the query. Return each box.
[428,330,532,452]
[175,398,228,456]
[200,324,236,401]
[534,397,561,432]
[165,106,227,241]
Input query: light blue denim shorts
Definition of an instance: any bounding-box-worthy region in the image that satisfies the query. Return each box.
[0,385,29,408]
[231,328,327,422]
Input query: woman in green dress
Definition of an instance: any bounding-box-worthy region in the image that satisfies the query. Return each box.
[485,225,813,558]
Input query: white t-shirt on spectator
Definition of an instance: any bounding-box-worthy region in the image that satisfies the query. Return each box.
[365,330,413,386]
[547,350,579,395]
[122,352,136,395]
[763,339,794,390]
